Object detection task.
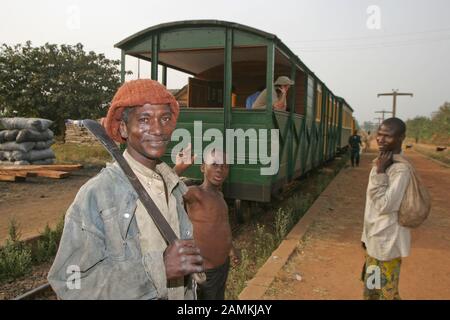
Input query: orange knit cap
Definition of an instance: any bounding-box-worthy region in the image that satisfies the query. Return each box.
[105,79,179,143]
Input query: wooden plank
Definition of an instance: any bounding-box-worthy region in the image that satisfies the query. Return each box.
[0,164,83,172]
[0,170,31,178]
[30,170,70,179]
[0,174,26,182]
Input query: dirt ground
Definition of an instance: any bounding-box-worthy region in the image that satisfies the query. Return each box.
[264,149,450,300]
[0,166,101,243]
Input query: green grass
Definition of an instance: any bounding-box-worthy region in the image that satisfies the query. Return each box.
[52,142,112,165]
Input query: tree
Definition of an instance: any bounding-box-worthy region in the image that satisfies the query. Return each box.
[430,102,450,145]
[406,116,432,143]
[0,42,131,135]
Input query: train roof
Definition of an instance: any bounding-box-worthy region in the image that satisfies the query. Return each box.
[115,20,343,98]
[336,97,354,113]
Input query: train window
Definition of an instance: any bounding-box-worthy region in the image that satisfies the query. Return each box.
[231,46,267,110]
[155,47,227,108]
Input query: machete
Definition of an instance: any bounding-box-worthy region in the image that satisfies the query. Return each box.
[83,119,206,284]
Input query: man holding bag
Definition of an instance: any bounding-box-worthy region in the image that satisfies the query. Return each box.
[361,117,430,300]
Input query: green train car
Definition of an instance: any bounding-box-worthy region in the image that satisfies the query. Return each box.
[115,20,355,205]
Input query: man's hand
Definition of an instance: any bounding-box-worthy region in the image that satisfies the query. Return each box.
[376,151,393,174]
[164,239,204,280]
[174,143,197,176]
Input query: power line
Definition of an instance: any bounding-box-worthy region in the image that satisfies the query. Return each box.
[292,35,450,52]
[375,110,393,121]
[286,26,450,44]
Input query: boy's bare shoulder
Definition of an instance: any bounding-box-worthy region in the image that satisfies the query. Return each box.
[184,185,202,202]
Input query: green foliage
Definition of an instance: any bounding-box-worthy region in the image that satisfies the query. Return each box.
[7,217,21,243]
[406,102,450,145]
[274,208,292,243]
[406,116,433,142]
[0,216,64,283]
[225,248,251,300]
[33,217,64,264]
[254,224,276,265]
[0,220,32,283]
[0,42,131,134]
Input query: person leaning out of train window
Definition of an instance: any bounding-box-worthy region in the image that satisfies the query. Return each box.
[251,76,294,111]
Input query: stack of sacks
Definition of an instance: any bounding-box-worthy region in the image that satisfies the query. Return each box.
[0,118,56,165]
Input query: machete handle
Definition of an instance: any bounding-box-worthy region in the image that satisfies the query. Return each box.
[193,272,207,284]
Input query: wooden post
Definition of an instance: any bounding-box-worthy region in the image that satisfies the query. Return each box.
[120,50,126,83]
[151,35,159,81]
[162,65,167,86]
[223,28,233,150]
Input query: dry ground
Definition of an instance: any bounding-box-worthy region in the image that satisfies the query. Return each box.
[264,149,450,300]
[0,166,101,243]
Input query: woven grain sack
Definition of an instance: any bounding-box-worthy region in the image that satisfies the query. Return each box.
[0,150,8,160]
[11,148,55,161]
[0,160,30,165]
[34,139,55,150]
[0,130,19,143]
[31,158,55,165]
[16,128,54,143]
[0,141,36,152]
[0,118,53,131]
[395,155,431,228]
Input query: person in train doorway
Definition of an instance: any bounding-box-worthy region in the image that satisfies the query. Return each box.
[175,148,240,300]
[361,118,413,300]
[47,79,204,300]
[348,130,363,167]
[251,76,294,111]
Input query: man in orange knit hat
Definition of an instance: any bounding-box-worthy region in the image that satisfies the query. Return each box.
[48,79,204,300]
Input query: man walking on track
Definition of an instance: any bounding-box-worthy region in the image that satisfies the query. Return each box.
[348,130,363,167]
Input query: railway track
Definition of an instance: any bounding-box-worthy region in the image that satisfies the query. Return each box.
[13,283,54,300]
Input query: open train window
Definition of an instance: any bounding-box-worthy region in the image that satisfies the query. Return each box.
[231,46,267,109]
[158,48,226,108]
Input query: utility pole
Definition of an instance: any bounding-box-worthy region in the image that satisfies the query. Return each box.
[377,89,413,118]
[375,110,393,121]
[374,117,383,126]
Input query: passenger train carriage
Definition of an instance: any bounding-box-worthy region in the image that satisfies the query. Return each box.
[115,20,355,210]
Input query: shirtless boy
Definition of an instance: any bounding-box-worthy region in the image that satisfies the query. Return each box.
[181,150,239,300]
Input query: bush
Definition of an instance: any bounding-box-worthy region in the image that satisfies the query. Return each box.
[0,219,32,283]
[33,216,64,264]
[254,224,276,266]
[274,208,292,243]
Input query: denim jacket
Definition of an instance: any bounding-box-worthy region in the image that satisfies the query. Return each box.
[47,162,194,300]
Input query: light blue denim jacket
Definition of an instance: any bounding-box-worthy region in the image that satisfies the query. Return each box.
[47,162,194,300]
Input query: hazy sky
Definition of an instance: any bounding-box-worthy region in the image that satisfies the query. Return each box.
[1,0,449,124]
